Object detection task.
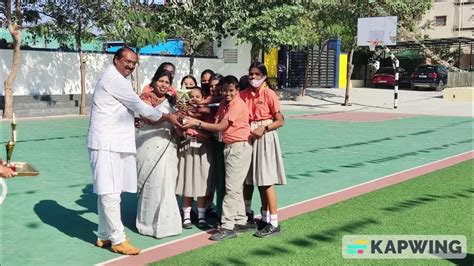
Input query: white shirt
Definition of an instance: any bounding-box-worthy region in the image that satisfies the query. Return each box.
[87,64,163,153]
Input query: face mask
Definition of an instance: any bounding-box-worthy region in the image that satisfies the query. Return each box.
[201,83,210,92]
[250,77,266,88]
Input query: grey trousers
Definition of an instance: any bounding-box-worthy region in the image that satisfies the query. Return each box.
[221,141,252,230]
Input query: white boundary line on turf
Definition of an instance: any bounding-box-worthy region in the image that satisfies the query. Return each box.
[96,150,473,266]
[279,150,473,211]
[95,231,210,266]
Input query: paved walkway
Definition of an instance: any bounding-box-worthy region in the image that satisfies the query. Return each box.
[280,87,473,117]
[0,87,472,265]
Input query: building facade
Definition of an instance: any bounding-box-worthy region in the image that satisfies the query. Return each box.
[422,0,473,38]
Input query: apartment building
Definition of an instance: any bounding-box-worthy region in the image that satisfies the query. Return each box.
[422,0,473,38]
[420,0,473,70]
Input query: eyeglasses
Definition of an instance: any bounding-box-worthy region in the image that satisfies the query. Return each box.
[120,58,139,67]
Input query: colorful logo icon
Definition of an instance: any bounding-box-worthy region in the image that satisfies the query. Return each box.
[346,240,368,255]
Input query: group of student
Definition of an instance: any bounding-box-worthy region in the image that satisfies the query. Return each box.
[135,60,287,242]
[87,47,286,255]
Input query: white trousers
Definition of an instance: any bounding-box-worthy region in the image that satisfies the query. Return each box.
[97,193,126,245]
[89,149,137,195]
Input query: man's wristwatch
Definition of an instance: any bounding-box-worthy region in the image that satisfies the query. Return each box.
[197,122,202,130]
[264,125,269,132]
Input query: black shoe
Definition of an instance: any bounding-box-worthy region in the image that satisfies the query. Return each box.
[246,210,255,221]
[246,211,258,229]
[255,223,280,238]
[182,218,193,229]
[197,218,208,229]
[234,224,248,233]
[206,206,218,218]
[210,228,237,241]
[256,219,268,231]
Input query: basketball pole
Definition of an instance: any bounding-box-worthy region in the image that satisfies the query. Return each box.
[384,46,399,109]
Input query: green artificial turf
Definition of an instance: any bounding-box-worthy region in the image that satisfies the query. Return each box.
[154,160,474,266]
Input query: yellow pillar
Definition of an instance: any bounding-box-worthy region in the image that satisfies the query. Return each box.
[339,53,348,89]
[264,48,278,85]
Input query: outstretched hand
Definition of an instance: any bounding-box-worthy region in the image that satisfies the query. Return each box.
[0,165,16,178]
[181,116,200,129]
[169,113,184,129]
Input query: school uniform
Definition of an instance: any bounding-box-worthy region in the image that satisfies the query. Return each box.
[176,128,214,198]
[216,96,252,231]
[240,86,287,186]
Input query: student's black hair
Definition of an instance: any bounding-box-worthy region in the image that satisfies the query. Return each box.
[239,75,250,91]
[159,62,175,71]
[180,75,198,87]
[213,73,224,82]
[154,62,176,83]
[150,70,175,106]
[189,86,204,96]
[221,75,240,90]
[200,69,215,79]
[113,47,137,65]
[248,62,268,76]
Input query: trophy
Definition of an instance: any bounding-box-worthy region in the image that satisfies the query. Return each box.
[175,85,192,124]
[5,113,16,164]
[5,140,15,164]
[3,113,39,176]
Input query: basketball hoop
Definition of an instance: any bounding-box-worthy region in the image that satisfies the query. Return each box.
[367,40,381,52]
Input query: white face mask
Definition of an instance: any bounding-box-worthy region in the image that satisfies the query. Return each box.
[250,77,266,88]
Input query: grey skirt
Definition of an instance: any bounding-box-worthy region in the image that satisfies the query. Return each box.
[176,139,214,197]
[246,120,287,186]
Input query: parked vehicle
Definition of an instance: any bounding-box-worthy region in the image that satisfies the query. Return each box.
[372,67,410,88]
[410,64,448,91]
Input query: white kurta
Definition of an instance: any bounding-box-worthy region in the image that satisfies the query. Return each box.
[87,64,164,195]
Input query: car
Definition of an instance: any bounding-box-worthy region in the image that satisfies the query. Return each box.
[372,67,410,88]
[410,64,448,91]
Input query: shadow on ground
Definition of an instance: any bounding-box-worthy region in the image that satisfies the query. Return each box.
[446,253,474,265]
[382,188,474,212]
[34,199,97,244]
[34,184,142,244]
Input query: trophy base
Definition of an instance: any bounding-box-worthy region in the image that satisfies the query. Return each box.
[9,162,39,176]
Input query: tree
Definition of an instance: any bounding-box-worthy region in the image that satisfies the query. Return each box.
[162,0,241,75]
[102,0,167,92]
[1,0,40,118]
[33,1,106,115]
[234,3,310,63]
[222,2,325,95]
[307,0,432,105]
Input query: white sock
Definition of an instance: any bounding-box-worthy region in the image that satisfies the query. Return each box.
[198,207,206,220]
[270,214,278,227]
[261,209,270,223]
[182,207,191,223]
[245,200,252,213]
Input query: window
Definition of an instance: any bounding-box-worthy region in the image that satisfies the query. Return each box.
[223,49,238,63]
[435,16,447,26]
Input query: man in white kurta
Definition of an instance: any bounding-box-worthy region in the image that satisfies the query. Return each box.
[87,47,164,255]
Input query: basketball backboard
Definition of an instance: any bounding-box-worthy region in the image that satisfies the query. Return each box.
[357,16,397,47]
